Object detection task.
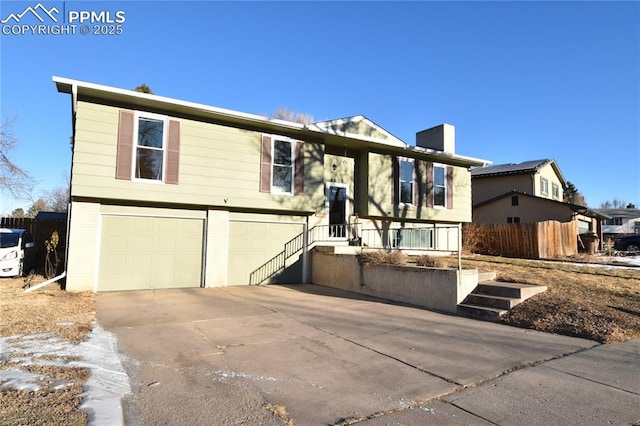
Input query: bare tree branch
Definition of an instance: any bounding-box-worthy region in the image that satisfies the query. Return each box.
[1,116,35,200]
[272,107,314,124]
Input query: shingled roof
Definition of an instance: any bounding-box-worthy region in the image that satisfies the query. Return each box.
[471,159,554,178]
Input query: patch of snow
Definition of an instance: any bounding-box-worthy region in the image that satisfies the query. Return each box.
[0,368,48,392]
[209,370,280,382]
[0,323,133,426]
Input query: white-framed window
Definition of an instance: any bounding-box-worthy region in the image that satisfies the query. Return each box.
[540,177,549,196]
[434,165,446,207]
[271,138,294,194]
[507,217,521,224]
[552,183,560,200]
[392,228,434,249]
[133,112,167,182]
[399,158,414,204]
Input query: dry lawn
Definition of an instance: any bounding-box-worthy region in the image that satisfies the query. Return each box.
[1,276,96,426]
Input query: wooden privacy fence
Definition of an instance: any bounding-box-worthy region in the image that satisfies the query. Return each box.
[1,216,68,274]
[464,220,578,259]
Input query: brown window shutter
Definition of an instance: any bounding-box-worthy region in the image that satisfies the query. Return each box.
[446,166,454,209]
[260,135,272,192]
[294,141,304,195]
[426,162,434,208]
[392,157,399,204]
[116,110,134,180]
[165,119,180,184]
[414,160,424,206]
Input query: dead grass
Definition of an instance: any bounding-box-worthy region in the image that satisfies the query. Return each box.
[442,255,640,343]
[1,276,96,425]
[357,249,407,265]
[415,255,446,268]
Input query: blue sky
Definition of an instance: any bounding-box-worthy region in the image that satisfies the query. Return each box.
[1,1,638,214]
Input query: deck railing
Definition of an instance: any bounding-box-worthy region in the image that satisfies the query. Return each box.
[249,224,459,284]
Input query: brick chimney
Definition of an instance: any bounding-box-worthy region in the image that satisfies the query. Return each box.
[416,124,455,154]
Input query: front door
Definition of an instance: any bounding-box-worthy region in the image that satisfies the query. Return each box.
[327,184,348,238]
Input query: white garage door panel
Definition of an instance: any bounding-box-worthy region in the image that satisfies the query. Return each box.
[98,215,204,291]
[228,221,304,285]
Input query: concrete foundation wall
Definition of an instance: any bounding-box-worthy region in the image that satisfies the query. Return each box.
[311,250,478,313]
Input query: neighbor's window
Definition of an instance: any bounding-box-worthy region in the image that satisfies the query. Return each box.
[604,218,623,226]
[507,217,521,224]
[434,165,446,207]
[540,178,549,196]
[399,159,414,204]
[135,113,166,181]
[272,139,293,194]
[511,195,519,206]
[552,183,560,200]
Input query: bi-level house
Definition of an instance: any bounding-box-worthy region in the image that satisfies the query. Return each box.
[55,77,488,292]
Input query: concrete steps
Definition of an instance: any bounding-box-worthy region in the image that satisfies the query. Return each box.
[458,280,547,322]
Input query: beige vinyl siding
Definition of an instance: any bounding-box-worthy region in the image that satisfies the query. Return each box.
[71,101,324,212]
[366,153,473,223]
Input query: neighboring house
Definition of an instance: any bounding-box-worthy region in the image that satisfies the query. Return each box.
[54,76,488,292]
[595,206,640,242]
[471,159,602,233]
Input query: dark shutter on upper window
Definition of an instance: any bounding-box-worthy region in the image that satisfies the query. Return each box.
[425,162,434,208]
[415,160,426,207]
[294,141,304,195]
[165,119,180,185]
[446,166,454,209]
[260,135,272,193]
[392,157,399,204]
[116,110,134,180]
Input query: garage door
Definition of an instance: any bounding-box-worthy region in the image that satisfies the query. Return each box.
[98,215,204,291]
[228,221,304,285]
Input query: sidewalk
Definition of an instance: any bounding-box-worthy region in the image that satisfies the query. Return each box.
[97,284,640,425]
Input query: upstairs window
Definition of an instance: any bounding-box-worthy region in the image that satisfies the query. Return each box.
[135,114,166,181]
[399,159,414,204]
[272,139,293,193]
[434,165,446,207]
[540,178,549,196]
[116,110,180,184]
[260,135,304,195]
[512,195,519,206]
[552,183,560,200]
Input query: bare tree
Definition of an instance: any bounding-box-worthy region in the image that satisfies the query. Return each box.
[43,175,70,213]
[26,198,48,218]
[272,107,314,124]
[600,197,627,209]
[1,116,34,200]
[10,208,25,218]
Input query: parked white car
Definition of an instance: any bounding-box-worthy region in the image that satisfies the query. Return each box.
[0,228,37,277]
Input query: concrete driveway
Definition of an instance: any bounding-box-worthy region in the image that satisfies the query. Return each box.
[97,284,640,425]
